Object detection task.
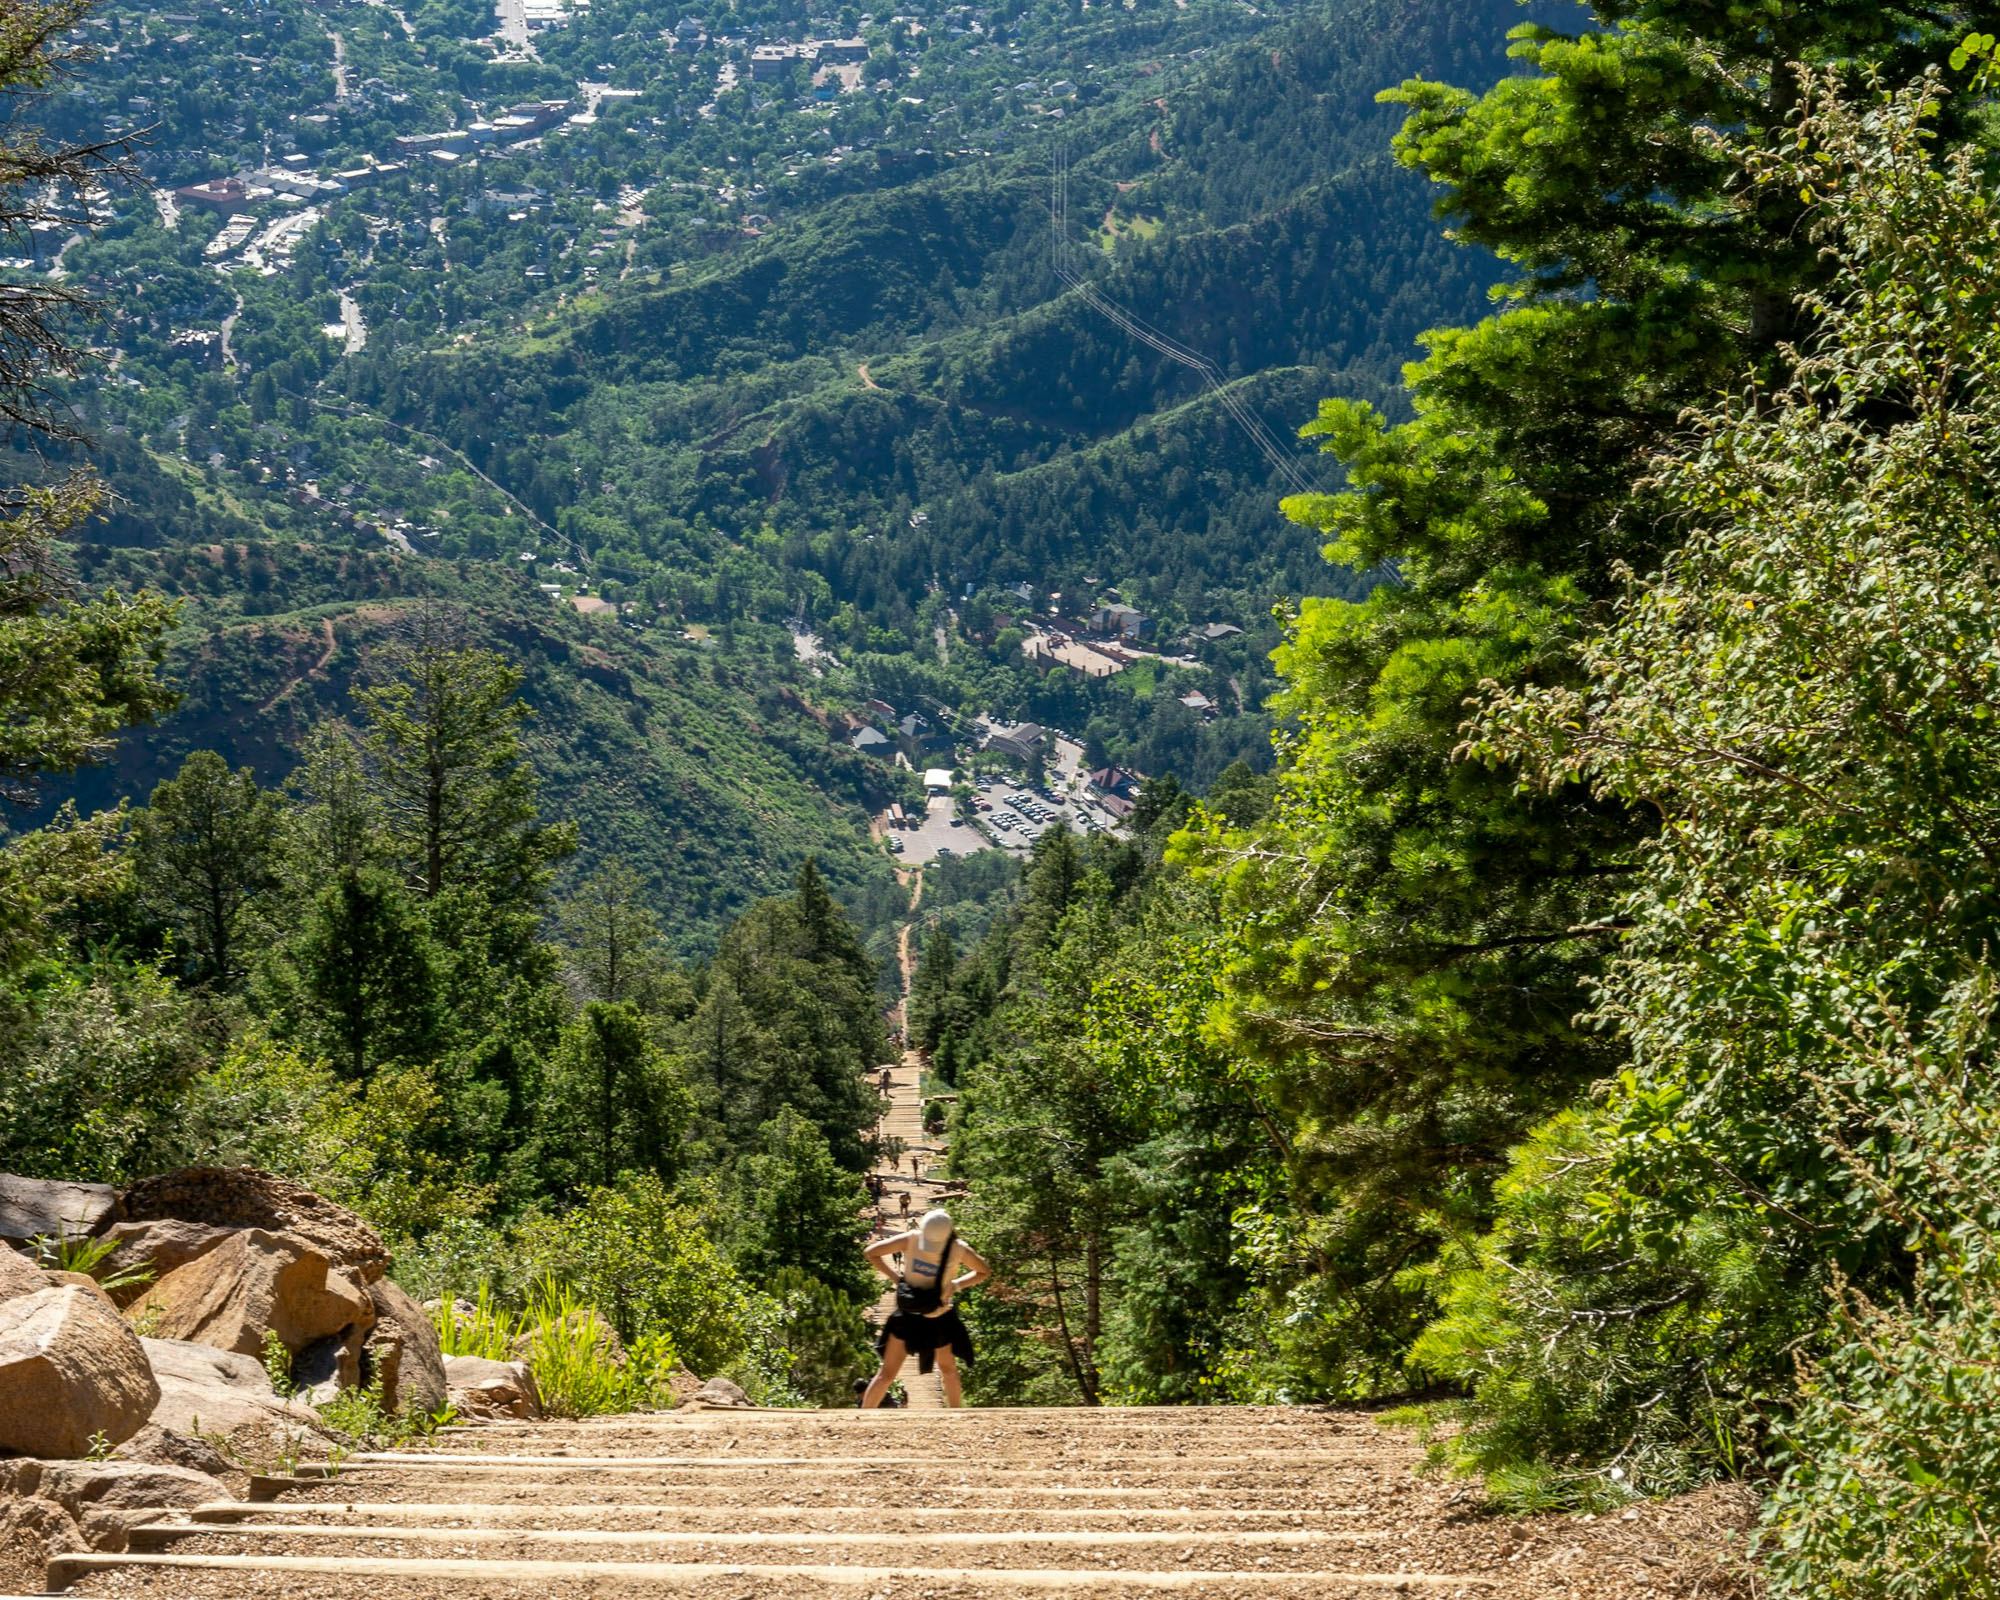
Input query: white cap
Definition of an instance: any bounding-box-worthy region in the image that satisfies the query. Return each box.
[918,1209,953,1251]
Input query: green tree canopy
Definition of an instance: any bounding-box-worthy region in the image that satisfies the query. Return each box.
[355,612,575,907]
[1186,0,2000,1392]
[130,751,277,986]
[732,1105,873,1300]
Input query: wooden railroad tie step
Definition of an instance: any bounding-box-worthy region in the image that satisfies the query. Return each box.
[189,1501,1375,1525]
[48,1552,1497,1591]
[127,1521,1381,1551]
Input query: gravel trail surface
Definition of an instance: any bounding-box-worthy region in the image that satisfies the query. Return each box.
[33,1406,1754,1598]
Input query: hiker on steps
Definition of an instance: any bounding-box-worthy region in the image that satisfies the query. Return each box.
[861,1207,990,1408]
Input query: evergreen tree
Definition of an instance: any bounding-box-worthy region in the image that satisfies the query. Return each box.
[560,857,670,1007]
[693,869,886,1169]
[540,1000,692,1192]
[276,869,440,1079]
[765,1265,873,1407]
[733,1105,873,1300]
[905,924,956,1054]
[277,722,384,888]
[129,751,277,986]
[1012,826,1084,956]
[354,612,575,908]
[0,1,176,959]
[1192,0,2000,1390]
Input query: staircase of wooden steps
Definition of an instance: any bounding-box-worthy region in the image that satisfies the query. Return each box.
[30,1406,1635,1597]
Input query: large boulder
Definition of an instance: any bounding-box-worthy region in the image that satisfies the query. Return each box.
[0,1495,86,1581]
[95,1219,238,1305]
[0,1174,118,1252]
[123,1228,373,1358]
[0,1286,160,1457]
[140,1336,324,1441]
[367,1279,446,1415]
[34,1459,229,1552]
[0,1243,43,1305]
[443,1354,541,1419]
[110,1169,389,1285]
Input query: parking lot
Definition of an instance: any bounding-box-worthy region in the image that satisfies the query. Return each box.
[880,778,1130,868]
[885,794,981,865]
[971,779,1118,854]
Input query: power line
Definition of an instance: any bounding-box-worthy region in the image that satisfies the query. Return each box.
[1048,147,1322,499]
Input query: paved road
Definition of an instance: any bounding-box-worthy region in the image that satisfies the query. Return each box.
[338,290,367,354]
[494,0,537,55]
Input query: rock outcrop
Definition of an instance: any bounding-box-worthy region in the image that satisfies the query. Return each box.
[0,1176,118,1252]
[0,1244,44,1306]
[123,1228,373,1358]
[0,1286,160,1457]
[95,1219,237,1305]
[111,1169,389,1285]
[443,1354,542,1419]
[0,1492,86,1585]
[32,1459,228,1552]
[695,1376,752,1409]
[114,1421,235,1479]
[140,1336,324,1442]
[367,1279,447,1415]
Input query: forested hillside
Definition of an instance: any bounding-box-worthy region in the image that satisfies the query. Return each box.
[21,0,1575,946]
[11,0,2000,1591]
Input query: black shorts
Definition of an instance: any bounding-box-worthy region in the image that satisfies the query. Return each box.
[879,1307,974,1374]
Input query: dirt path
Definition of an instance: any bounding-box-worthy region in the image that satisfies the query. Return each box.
[858,361,881,390]
[254,619,339,715]
[48,1408,1756,1597]
[325,20,351,99]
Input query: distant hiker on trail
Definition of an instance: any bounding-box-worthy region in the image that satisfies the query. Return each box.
[899,1189,912,1218]
[861,1208,990,1408]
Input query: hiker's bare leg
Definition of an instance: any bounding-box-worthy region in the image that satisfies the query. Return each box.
[935,1347,963,1407]
[862,1337,908,1408]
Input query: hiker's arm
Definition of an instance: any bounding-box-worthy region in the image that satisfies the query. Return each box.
[949,1244,993,1294]
[865,1232,912,1282]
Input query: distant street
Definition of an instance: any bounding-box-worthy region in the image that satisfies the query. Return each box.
[495,0,537,56]
[338,290,366,354]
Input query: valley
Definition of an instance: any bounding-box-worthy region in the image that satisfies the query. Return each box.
[20,0,1557,939]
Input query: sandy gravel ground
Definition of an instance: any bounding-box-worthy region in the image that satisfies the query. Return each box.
[13,1407,1759,1600]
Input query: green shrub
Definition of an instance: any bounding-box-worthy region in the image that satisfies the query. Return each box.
[434,1283,519,1361]
[262,1330,300,1399]
[1759,1261,2000,1599]
[1405,1109,1821,1510]
[512,1174,749,1375]
[316,1379,458,1445]
[765,1267,873,1407]
[30,1231,155,1298]
[518,1283,684,1418]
